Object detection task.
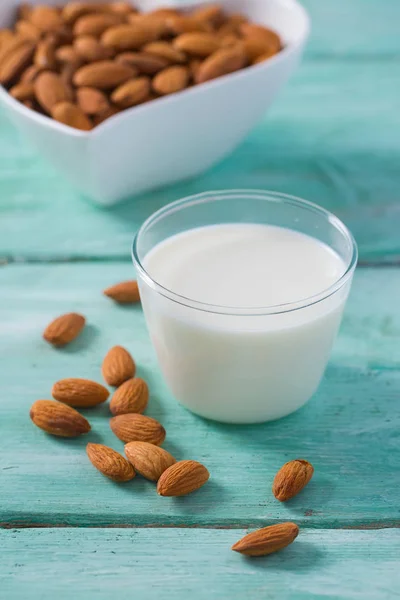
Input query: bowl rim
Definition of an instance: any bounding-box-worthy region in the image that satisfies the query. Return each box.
[0,0,311,138]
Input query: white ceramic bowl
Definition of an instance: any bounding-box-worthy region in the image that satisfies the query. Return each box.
[0,0,310,205]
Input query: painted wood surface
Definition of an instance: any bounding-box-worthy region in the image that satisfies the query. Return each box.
[2,528,400,600]
[1,263,399,528]
[1,60,399,263]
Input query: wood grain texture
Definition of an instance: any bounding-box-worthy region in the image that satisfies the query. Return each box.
[0,61,399,263]
[1,528,399,600]
[0,263,399,527]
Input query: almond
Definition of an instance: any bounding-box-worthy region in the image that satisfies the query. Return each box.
[15,20,41,42]
[219,34,239,48]
[30,399,91,437]
[253,50,277,65]
[92,104,120,126]
[102,345,136,386]
[86,443,135,482]
[116,51,167,74]
[217,14,247,36]
[29,6,64,33]
[10,81,34,101]
[157,460,209,496]
[165,14,210,35]
[55,45,81,64]
[73,60,135,89]
[0,30,14,51]
[191,4,225,28]
[242,37,278,62]
[34,72,71,114]
[110,2,136,16]
[240,23,281,53]
[60,62,80,92]
[52,378,109,408]
[125,441,175,481]
[174,32,220,57]
[34,38,57,70]
[101,24,158,51]
[272,459,314,502]
[62,2,111,25]
[111,76,151,108]
[73,13,122,37]
[0,42,35,85]
[21,64,41,83]
[152,65,189,95]
[77,86,110,115]
[195,46,246,84]
[103,280,140,303]
[52,102,93,131]
[232,523,299,557]
[110,378,149,415]
[0,37,27,64]
[43,312,85,346]
[110,413,166,445]
[143,41,186,64]
[128,13,170,39]
[19,4,33,21]
[73,35,113,62]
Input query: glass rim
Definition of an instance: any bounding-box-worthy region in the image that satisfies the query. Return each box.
[132,190,358,316]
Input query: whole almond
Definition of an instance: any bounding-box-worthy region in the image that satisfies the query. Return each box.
[55,45,81,64]
[102,345,136,386]
[196,46,246,84]
[62,2,111,25]
[103,280,140,303]
[192,4,224,27]
[232,523,299,557]
[272,459,314,502]
[77,86,110,115]
[73,13,122,38]
[217,14,247,36]
[116,52,168,75]
[157,460,209,496]
[29,6,64,33]
[240,23,281,53]
[52,378,109,408]
[0,42,35,85]
[34,72,71,114]
[242,37,278,62]
[10,81,34,102]
[125,441,176,481]
[111,76,150,108]
[128,13,170,39]
[165,14,210,35]
[0,37,28,64]
[52,102,93,131]
[110,2,136,16]
[111,413,166,445]
[73,60,135,89]
[143,41,186,64]
[174,32,220,57]
[86,443,135,482]
[152,65,189,95]
[101,24,158,51]
[21,64,41,83]
[34,38,57,70]
[43,312,85,346]
[30,400,91,437]
[16,20,41,42]
[110,378,149,416]
[74,35,113,62]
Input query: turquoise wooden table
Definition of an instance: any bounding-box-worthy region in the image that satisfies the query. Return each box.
[1,1,400,598]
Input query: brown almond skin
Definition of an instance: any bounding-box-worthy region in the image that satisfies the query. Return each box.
[34,38,57,70]
[110,413,166,445]
[192,4,225,28]
[242,37,278,62]
[116,52,168,75]
[77,87,110,115]
[110,378,149,416]
[253,49,279,65]
[30,400,91,437]
[55,45,81,64]
[0,29,14,50]
[73,60,135,90]
[127,13,170,39]
[86,443,135,482]
[125,441,176,481]
[240,23,281,53]
[196,46,247,84]
[62,2,112,25]
[165,14,211,35]
[0,37,28,64]
[143,41,186,64]
[16,20,41,42]
[0,42,35,85]
[101,24,158,51]
[52,378,109,408]
[43,312,86,347]
[157,460,209,497]
[111,77,151,108]
[29,6,64,33]
[10,82,34,102]
[74,35,113,62]
[272,459,314,502]
[93,104,120,126]
[232,523,299,557]
[102,345,136,387]
[52,102,93,131]
[20,64,41,84]
[34,72,71,115]
[104,280,140,304]
[174,33,220,58]
[152,65,189,95]
[73,13,122,38]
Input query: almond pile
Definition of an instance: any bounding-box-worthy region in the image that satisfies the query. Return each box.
[31,277,317,558]
[0,2,282,130]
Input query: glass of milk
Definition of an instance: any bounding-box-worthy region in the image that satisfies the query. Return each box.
[132,190,358,424]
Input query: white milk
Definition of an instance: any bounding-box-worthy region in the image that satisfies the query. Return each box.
[140,224,350,423]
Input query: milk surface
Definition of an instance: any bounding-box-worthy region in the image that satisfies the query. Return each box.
[141,224,349,423]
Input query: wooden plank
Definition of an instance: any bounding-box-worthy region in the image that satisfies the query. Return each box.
[1,528,399,600]
[0,62,399,264]
[0,263,399,527]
